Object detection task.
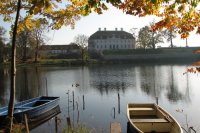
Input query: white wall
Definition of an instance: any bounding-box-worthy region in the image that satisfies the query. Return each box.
[92,37,135,51]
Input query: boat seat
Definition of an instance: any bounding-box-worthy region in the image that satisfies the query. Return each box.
[131,118,168,123]
[129,107,154,111]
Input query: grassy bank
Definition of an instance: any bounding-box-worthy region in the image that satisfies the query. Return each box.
[14,59,100,67]
[103,47,200,55]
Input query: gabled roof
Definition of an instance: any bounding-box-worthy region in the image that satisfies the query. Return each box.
[89,30,134,40]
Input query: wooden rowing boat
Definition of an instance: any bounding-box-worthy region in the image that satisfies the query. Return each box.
[127,103,183,133]
[0,96,59,127]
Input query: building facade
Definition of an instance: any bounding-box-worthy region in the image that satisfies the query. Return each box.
[40,43,81,55]
[88,28,135,52]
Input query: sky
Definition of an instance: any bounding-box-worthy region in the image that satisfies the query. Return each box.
[1,5,200,47]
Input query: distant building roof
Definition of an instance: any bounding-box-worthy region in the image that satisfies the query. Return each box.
[89,30,134,40]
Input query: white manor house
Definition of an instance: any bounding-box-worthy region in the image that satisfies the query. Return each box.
[88,28,136,52]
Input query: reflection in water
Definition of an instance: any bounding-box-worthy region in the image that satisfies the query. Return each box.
[166,66,183,102]
[139,66,158,97]
[0,67,5,106]
[0,67,9,106]
[0,65,192,105]
[15,67,47,102]
[138,65,189,102]
[89,65,136,95]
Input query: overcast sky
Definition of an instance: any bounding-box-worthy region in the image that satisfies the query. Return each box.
[1,5,200,47]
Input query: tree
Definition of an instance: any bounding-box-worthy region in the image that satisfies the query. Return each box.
[148,21,164,49]
[16,27,31,62]
[74,34,88,62]
[30,25,48,62]
[137,25,163,49]
[163,28,177,48]
[0,26,6,63]
[137,26,151,49]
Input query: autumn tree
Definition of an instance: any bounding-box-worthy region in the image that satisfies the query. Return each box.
[137,26,163,49]
[74,34,88,62]
[149,22,164,49]
[117,0,200,39]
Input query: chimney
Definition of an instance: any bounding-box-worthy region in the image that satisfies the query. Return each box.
[99,28,101,31]
[121,28,123,31]
[104,28,106,31]
[115,28,118,31]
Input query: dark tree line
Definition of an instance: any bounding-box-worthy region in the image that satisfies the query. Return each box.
[0,25,47,64]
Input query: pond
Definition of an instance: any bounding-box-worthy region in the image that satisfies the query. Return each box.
[0,63,200,132]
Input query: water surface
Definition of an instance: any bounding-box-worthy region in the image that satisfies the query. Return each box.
[0,64,200,132]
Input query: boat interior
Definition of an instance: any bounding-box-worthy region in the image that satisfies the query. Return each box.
[128,104,180,133]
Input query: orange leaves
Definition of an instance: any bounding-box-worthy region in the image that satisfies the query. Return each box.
[194,49,200,54]
[119,0,161,17]
[185,67,200,74]
[118,0,200,40]
[180,32,189,38]
[197,27,200,34]
[184,55,200,73]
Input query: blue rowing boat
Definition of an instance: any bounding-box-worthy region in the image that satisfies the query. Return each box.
[0,96,59,126]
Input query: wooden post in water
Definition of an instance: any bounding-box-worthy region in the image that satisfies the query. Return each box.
[110,122,122,133]
[72,91,74,110]
[83,95,85,110]
[76,101,79,123]
[45,77,48,96]
[67,90,70,116]
[66,117,71,128]
[113,107,115,119]
[55,116,58,133]
[118,93,120,114]
[24,114,29,133]
[156,97,159,105]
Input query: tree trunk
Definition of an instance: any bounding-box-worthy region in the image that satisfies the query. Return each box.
[152,33,155,49]
[170,31,173,48]
[7,0,21,132]
[186,38,188,47]
[81,48,84,64]
[0,46,2,63]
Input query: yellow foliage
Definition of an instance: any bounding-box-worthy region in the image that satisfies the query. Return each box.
[119,0,200,38]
